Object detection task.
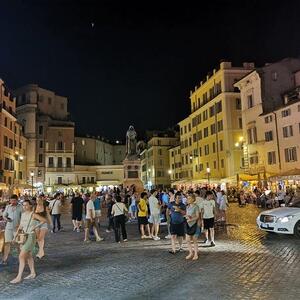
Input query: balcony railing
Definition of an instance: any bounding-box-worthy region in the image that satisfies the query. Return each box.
[46,167,73,172]
[45,149,73,153]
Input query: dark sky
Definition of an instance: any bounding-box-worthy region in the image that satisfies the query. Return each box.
[1,0,300,141]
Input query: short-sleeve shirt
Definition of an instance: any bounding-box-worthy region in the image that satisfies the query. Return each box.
[93,197,101,210]
[186,204,199,227]
[200,199,215,219]
[86,200,95,219]
[168,202,186,224]
[71,197,84,214]
[4,204,22,231]
[138,199,148,217]
[148,196,160,215]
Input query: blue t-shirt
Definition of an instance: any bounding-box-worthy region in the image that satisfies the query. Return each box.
[94,197,101,210]
[168,202,186,224]
[162,193,169,205]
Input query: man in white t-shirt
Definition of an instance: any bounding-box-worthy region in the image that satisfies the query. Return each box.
[199,190,216,246]
[84,197,103,243]
[148,189,161,241]
[49,193,62,233]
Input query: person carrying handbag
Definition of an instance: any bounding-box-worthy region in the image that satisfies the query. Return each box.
[10,200,45,284]
[111,195,128,243]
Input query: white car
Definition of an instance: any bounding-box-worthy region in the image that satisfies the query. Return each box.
[257,197,300,237]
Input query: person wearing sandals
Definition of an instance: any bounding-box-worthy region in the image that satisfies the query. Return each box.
[111,195,128,243]
[185,194,200,260]
[34,195,51,259]
[10,200,46,284]
[167,192,186,254]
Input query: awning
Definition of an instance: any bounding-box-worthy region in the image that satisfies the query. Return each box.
[269,168,300,181]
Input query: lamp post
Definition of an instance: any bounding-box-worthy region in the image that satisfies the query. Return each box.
[206,167,211,185]
[30,171,34,196]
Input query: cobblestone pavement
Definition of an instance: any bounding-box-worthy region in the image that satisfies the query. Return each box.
[1,204,300,300]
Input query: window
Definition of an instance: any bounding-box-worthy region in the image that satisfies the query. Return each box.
[281,109,291,118]
[271,71,278,81]
[217,120,223,132]
[57,141,64,150]
[193,133,196,142]
[9,139,13,149]
[213,161,217,169]
[204,127,209,138]
[265,131,273,142]
[247,127,257,144]
[57,157,63,167]
[57,177,63,184]
[212,142,216,153]
[38,154,43,164]
[91,177,95,183]
[283,125,293,138]
[39,126,43,135]
[14,126,17,134]
[4,117,7,127]
[236,98,241,110]
[199,147,202,157]
[216,101,222,113]
[221,159,224,168]
[19,171,23,180]
[188,123,191,132]
[158,149,162,155]
[220,140,223,151]
[66,157,71,168]
[189,137,192,146]
[250,156,258,164]
[209,105,215,117]
[267,152,276,165]
[204,144,209,155]
[238,118,243,129]
[285,147,297,162]
[211,124,216,135]
[265,115,272,123]
[4,136,8,147]
[247,94,253,108]
[39,95,44,102]
[197,130,202,140]
[49,157,54,167]
[199,163,203,171]
[180,127,183,135]
[82,177,86,184]
[203,110,208,121]
[184,126,187,134]
[39,140,43,148]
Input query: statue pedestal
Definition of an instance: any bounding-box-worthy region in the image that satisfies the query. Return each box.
[123,157,144,194]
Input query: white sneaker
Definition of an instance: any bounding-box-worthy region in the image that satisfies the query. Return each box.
[153,236,160,241]
[165,234,171,239]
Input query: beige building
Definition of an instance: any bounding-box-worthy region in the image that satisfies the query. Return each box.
[75,136,126,165]
[174,61,255,188]
[235,58,300,187]
[14,84,75,189]
[140,132,179,188]
[168,144,182,185]
[0,79,27,194]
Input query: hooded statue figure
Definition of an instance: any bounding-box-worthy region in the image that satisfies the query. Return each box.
[126,125,137,157]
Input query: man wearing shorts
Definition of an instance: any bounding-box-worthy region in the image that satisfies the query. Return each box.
[148,189,161,241]
[1,195,22,265]
[200,190,216,246]
[167,192,186,254]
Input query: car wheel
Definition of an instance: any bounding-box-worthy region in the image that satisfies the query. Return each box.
[294,221,300,238]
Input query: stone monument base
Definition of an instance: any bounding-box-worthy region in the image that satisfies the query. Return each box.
[123,179,144,194]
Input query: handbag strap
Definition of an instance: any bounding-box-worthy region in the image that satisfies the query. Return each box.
[115,203,124,214]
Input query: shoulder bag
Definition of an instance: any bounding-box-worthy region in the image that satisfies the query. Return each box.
[115,203,129,222]
[15,213,33,245]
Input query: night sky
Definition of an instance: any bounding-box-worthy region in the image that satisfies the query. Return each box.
[1,0,300,141]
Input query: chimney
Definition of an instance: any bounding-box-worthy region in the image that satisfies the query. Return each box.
[220,61,232,69]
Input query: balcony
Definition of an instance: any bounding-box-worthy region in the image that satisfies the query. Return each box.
[45,149,73,153]
[46,167,73,172]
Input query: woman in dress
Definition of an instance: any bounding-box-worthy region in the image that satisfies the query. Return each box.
[34,195,51,259]
[185,194,200,260]
[10,200,46,284]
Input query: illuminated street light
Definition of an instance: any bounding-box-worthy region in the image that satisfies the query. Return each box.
[168,169,172,175]
[19,155,24,161]
[235,142,240,147]
[206,167,211,184]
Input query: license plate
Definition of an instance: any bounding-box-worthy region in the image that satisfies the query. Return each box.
[261,224,269,229]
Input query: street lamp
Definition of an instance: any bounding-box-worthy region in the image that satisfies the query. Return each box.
[30,171,34,196]
[206,167,211,185]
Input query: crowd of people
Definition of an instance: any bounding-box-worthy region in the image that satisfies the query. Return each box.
[2,183,298,284]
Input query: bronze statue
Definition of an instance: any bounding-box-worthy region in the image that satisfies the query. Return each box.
[126,125,137,157]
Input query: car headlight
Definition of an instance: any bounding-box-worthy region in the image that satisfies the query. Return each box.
[277,216,294,223]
